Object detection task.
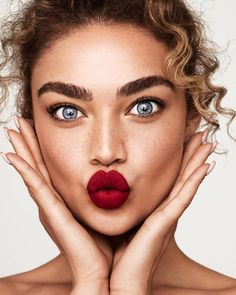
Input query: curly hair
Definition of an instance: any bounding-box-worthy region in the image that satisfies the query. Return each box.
[0,0,235,141]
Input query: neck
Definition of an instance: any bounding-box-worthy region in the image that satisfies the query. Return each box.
[107,225,140,251]
[27,234,188,287]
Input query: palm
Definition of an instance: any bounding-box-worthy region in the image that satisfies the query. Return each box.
[4,117,115,285]
[81,223,115,274]
[109,131,215,293]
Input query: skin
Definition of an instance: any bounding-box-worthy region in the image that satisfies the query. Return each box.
[1,23,236,294]
[31,24,189,237]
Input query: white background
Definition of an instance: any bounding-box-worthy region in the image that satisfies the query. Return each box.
[0,0,236,278]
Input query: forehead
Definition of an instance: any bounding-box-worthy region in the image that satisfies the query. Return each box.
[31,24,170,91]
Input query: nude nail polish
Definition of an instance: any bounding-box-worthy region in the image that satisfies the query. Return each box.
[0,152,11,165]
[3,127,10,142]
[201,129,208,143]
[206,161,216,175]
[210,142,218,153]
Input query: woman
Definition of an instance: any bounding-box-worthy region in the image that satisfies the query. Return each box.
[0,0,236,294]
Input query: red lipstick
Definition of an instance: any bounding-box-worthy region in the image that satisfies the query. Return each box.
[87,170,130,209]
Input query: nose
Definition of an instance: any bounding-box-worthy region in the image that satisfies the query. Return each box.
[89,117,127,168]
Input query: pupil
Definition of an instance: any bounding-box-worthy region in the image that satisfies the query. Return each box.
[138,102,152,115]
[63,107,77,119]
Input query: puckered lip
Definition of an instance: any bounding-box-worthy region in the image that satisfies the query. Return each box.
[87,170,130,193]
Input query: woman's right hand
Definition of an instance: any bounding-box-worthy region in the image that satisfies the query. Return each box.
[1,115,112,292]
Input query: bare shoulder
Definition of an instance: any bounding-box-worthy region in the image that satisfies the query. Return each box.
[155,285,236,295]
[0,275,72,295]
[0,276,31,295]
[154,267,236,295]
[153,239,236,295]
[0,255,73,294]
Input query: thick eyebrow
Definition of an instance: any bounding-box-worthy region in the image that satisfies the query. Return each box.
[37,75,175,101]
[117,75,174,97]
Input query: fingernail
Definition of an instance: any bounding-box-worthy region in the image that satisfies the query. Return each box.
[3,127,10,142]
[14,115,20,130]
[206,161,216,175]
[0,152,11,165]
[201,129,208,143]
[210,141,218,153]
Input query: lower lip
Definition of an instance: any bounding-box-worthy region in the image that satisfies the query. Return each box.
[88,189,130,209]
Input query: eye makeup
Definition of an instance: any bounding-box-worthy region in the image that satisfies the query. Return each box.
[46,96,166,122]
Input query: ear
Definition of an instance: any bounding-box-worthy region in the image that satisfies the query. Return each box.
[184,109,201,144]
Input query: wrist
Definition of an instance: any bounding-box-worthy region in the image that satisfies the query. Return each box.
[110,284,148,295]
[70,280,109,295]
[111,291,147,295]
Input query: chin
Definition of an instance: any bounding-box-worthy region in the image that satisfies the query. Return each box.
[95,226,130,237]
[84,215,144,237]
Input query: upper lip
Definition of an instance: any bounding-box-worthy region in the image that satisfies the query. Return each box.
[87,170,130,192]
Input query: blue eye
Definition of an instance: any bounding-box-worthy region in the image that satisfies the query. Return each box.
[47,96,165,122]
[57,106,79,120]
[128,97,165,119]
[47,103,83,121]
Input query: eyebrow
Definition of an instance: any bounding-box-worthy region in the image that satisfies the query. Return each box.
[37,75,175,101]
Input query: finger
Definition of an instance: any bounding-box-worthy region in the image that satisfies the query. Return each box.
[5,128,38,172]
[159,162,212,229]
[3,152,99,260]
[138,162,212,249]
[5,127,62,199]
[178,130,208,179]
[3,152,112,283]
[110,163,211,283]
[180,142,216,184]
[4,152,66,215]
[159,141,215,210]
[14,115,52,185]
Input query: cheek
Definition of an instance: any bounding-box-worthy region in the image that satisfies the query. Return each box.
[35,127,85,187]
[151,129,184,185]
[130,119,186,207]
[36,120,185,180]
[34,103,186,209]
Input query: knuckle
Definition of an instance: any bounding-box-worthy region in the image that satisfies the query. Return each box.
[24,162,33,174]
[186,176,197,186]
[176,196,191,210]
[161,209,176,223]
[35,177,48,192]
[203,142,212,150]
[49,198,61,211]
[183,198,192,208]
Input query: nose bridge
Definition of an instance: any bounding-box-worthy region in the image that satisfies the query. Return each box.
[89,114,126,166]
[97,115,117,145]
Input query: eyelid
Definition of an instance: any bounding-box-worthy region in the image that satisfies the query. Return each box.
[47,102,85,115]
[127,96,165,113]
[47,95,166,122]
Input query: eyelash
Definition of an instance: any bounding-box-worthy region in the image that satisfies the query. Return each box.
[46,96,166,122]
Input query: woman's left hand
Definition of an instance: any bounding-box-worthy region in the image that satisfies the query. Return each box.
[109,131,216,295]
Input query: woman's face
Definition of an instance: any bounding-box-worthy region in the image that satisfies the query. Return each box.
[31,24,195,236]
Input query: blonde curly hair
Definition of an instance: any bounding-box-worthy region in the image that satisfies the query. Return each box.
[0,0,235,141]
